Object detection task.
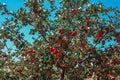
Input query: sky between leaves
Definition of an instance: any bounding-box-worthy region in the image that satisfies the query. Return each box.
[0,0,120,53]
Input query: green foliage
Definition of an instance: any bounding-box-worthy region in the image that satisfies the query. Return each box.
[0,0,120,80]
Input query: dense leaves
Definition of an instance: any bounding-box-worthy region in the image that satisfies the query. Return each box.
[0,0,120,80]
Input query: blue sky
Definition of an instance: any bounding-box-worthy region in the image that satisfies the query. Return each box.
[0,0,120,24]
[0,0,120,53]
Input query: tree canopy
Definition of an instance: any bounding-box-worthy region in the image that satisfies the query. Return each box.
[0,0,120,80]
